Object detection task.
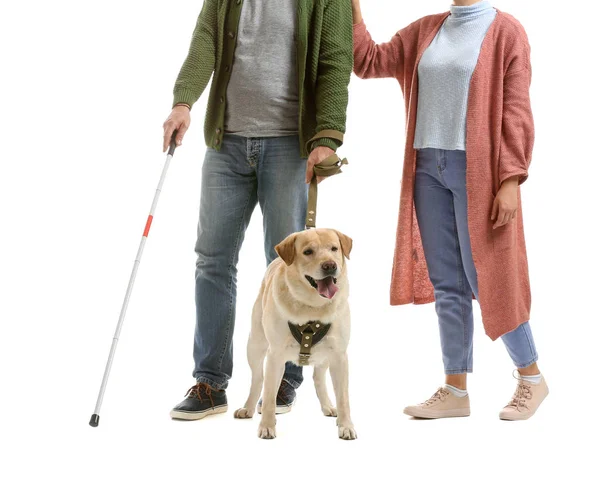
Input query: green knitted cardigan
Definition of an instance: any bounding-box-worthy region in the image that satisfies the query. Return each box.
[172,0,353,157]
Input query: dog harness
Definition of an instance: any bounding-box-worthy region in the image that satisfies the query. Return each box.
[288,321,331,366]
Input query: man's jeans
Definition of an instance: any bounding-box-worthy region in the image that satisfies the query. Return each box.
[414,148,538,374]
[193,135,307,389]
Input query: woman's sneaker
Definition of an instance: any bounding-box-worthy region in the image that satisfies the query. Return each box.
[170,383,228,420]
[257,380,297,415]
[499,375,549,421]
[403,387,471,419]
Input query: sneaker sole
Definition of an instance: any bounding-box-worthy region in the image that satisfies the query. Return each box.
[170,404,228,421]
[257,399,295,415]
[403,406,471,419]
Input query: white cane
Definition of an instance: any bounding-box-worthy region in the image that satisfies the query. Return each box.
[89,134,178,427]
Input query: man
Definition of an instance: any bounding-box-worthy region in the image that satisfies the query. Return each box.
[163,0,353,421]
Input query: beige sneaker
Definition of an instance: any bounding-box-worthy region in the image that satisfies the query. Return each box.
[403,387,471,419]
[499,375,549,421]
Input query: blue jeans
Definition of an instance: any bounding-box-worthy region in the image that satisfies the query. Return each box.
[414,148,538,374]
[193,134,307,389]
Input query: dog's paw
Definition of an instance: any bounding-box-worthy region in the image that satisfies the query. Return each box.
[338,425,358,440]
[234,407,254,419]
[257,424,277,439]
[321,405,337,417]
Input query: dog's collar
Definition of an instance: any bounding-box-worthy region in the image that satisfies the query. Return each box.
[288,321,331,366]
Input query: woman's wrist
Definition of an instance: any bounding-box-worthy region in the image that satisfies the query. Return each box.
[352,1,363,25]
[174,103,191,110]
[500,176,519,189]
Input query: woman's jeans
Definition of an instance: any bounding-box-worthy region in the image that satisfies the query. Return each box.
[414,148,538,374]
[193,135,307,389]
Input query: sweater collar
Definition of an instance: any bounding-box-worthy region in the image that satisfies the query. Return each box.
[450,1,493,19]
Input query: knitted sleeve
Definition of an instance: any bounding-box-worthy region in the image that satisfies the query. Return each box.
[353,20,404,80]
[499,26,534,185]
[172,0,218,109]
[311,0,354,152]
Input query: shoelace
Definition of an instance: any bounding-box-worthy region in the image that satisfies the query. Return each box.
[506,382,533,411]
[424,387,449,406]
[186,383,215,408]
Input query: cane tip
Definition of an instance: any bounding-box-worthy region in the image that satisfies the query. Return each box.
[89,414,100,427]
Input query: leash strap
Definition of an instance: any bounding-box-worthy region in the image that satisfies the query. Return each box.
[305,131,348,229]
[288,321,331,366]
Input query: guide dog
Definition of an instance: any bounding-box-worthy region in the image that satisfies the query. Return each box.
[234,228,356,440]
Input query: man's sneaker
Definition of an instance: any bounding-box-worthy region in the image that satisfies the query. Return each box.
[403,387,471,419]
[170,383,228,420]
[499,375,549,421]
[257,380,296,415]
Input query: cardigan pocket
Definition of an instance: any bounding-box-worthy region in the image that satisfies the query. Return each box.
[492,219,516,252]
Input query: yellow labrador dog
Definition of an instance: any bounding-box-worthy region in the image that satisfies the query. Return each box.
[234,228,356,440]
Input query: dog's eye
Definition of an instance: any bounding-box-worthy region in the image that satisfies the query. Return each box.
[332,246,339,252]
[303,249,313,256]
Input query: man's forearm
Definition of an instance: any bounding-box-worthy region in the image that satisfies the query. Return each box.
[312,0,354,151]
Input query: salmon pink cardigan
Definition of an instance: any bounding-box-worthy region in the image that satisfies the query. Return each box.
[353,11,535,340]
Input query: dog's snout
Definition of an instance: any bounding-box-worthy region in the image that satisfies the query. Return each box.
[321,261,337,274]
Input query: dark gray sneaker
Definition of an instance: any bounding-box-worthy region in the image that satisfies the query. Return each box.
[170,383,228,420]
[257,380,297,415]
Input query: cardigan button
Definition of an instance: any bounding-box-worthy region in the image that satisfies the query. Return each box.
[225,65,230,72]
[214,138,220,146]
[220,96,224,104]
[236,0,242,4]
[216,128,222,134]
[228,31,235,39]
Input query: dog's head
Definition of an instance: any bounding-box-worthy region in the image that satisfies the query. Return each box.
[275,228,352,300]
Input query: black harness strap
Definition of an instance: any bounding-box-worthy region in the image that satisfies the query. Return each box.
[288,321,331,366]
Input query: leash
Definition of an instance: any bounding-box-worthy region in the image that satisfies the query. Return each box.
[305,130,348,229]
[288,321,332,365]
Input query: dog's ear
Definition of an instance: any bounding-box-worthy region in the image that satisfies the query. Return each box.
[275,233,297,266]
[334,230,353,260]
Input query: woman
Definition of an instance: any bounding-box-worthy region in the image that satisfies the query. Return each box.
[352,0,548,420]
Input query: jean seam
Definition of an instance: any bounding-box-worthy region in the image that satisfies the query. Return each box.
[215,173,256,374]
[449,198,470,373]
[514,356,538,369]
[523,324,537,363]
[445,368,473,374]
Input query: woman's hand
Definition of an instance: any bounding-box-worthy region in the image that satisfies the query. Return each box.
[351,0,363,24]
[491,176,519,229]
[163,104,191,152]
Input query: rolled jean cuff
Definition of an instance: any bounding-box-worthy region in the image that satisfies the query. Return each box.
[195,376,228,391]
[513,355,539,370]
[445,368,473,375]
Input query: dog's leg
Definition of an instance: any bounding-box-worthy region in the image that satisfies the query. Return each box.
[234,293,267,419]
[313,362,337,417]
[234,331,267,419]
[329,353,357,440]
[257,352,285,439]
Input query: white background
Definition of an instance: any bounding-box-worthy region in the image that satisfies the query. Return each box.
[1,0,599,477]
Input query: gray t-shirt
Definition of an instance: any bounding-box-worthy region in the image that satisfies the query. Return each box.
[225,0,299,137]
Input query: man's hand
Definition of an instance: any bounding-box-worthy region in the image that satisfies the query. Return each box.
[491,176,519,229]
[306,146,336,184]
[163,104,191,152]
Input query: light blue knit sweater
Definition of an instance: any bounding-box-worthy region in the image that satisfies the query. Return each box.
[414,1,497,151]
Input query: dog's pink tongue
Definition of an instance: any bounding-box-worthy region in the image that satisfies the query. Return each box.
[316,277,338,299]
